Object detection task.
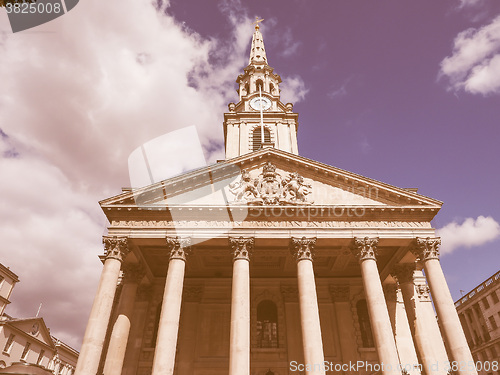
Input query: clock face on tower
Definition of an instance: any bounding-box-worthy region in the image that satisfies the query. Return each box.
[250,97,272,111]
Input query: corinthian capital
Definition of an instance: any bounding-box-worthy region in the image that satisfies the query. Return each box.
[290,236,316,261]
[229,236,254,261]
[166,236,191,261]
[392,264,416,284]
[351,237,379,262]
[410,237,441,261]
[416,284,431,301]
[103,236,130,262]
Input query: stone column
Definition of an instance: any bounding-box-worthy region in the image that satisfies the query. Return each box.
[411,237,477,375]
[290,237,325,375]
[383,284,420,375]
[151,237,191,375]
[102,263,145,375]
[75,236,130,375]
[393,264,447,375]
[228,236,253,375]
[351,237,401,375]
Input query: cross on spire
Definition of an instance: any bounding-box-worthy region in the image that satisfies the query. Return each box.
[249,17,267,65]
[253,16,264,29]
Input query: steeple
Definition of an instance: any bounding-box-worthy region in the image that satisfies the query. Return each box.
[235,17,282,100]
[223,21,299,159]
[249,18,268,65]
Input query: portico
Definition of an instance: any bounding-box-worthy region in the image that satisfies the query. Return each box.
[75,23,476,375]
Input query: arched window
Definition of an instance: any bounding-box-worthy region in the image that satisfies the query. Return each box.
[357,299,374,348]
[269,83,275,94]
[253,127,271,151]
[257,300,279,348]
[256,79,264,92]
[244,82,250,96]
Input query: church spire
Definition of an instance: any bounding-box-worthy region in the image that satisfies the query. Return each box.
[249,17,268,65]
[235,18,282,101]
[224,23,299,159]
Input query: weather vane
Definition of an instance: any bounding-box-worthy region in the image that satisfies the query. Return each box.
[253,16,264,29]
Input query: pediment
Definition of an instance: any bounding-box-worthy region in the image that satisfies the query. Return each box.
[5,317,55,350]
[101,148,441,211]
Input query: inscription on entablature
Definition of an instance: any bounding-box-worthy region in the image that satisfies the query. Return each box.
[110,220,431,229]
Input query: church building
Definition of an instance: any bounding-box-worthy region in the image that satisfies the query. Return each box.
[74,22,477,375]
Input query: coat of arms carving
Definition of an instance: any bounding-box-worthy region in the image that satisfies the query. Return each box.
[228,162,313,205]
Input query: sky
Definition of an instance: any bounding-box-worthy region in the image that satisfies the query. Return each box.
[0,0,499,350]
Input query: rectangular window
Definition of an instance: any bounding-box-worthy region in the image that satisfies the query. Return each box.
[483,297,490,309]
[21,342,31,361]
[36,349,45,365]
[491,291,499,304]
[3,334,15,353]
[489,316,498,329]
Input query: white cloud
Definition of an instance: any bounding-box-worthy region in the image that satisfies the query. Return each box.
[0,0,253,350]
[328,78,353,99]
[439,15,500,95]
[280,27,301,57]
[436,216,500,255]
[280,75,309,104]
[457,0,482,8]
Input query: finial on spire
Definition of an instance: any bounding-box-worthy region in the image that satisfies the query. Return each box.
[249,17,268,65]
[253,16,264,30]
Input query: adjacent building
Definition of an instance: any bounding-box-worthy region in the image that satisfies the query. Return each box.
[456,271,500,375]
[0,264,19,317]
[0,264,78,375]
[74,22,477,375]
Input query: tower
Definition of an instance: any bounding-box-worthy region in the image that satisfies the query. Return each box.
[224,20,299,158]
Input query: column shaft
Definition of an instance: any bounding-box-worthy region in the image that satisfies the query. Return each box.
[353,237,401,375]
[297,259,325,375]
[75,237,129,375]
[102,271,140,375]
[393,291,420,375]
[151,236,190,375]
[361,260,401,374]
[229,258,250,375]
[228,236,253,375]
[151,258,186,375]
[399,280,445,375]
[411,237,477,375]
[425,259,476,374]
[291,237,325,375]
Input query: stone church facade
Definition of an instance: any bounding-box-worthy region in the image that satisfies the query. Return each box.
[74,22,477,375]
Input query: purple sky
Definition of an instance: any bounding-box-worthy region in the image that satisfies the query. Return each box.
[1,0,499,350]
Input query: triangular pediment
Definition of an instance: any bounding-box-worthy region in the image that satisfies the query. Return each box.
[2,317,56,350]
[100,148,441,222]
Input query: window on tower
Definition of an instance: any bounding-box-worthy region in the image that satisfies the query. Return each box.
[252,127,271,151]
[256,79,264,92]
[256,300,279,348]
